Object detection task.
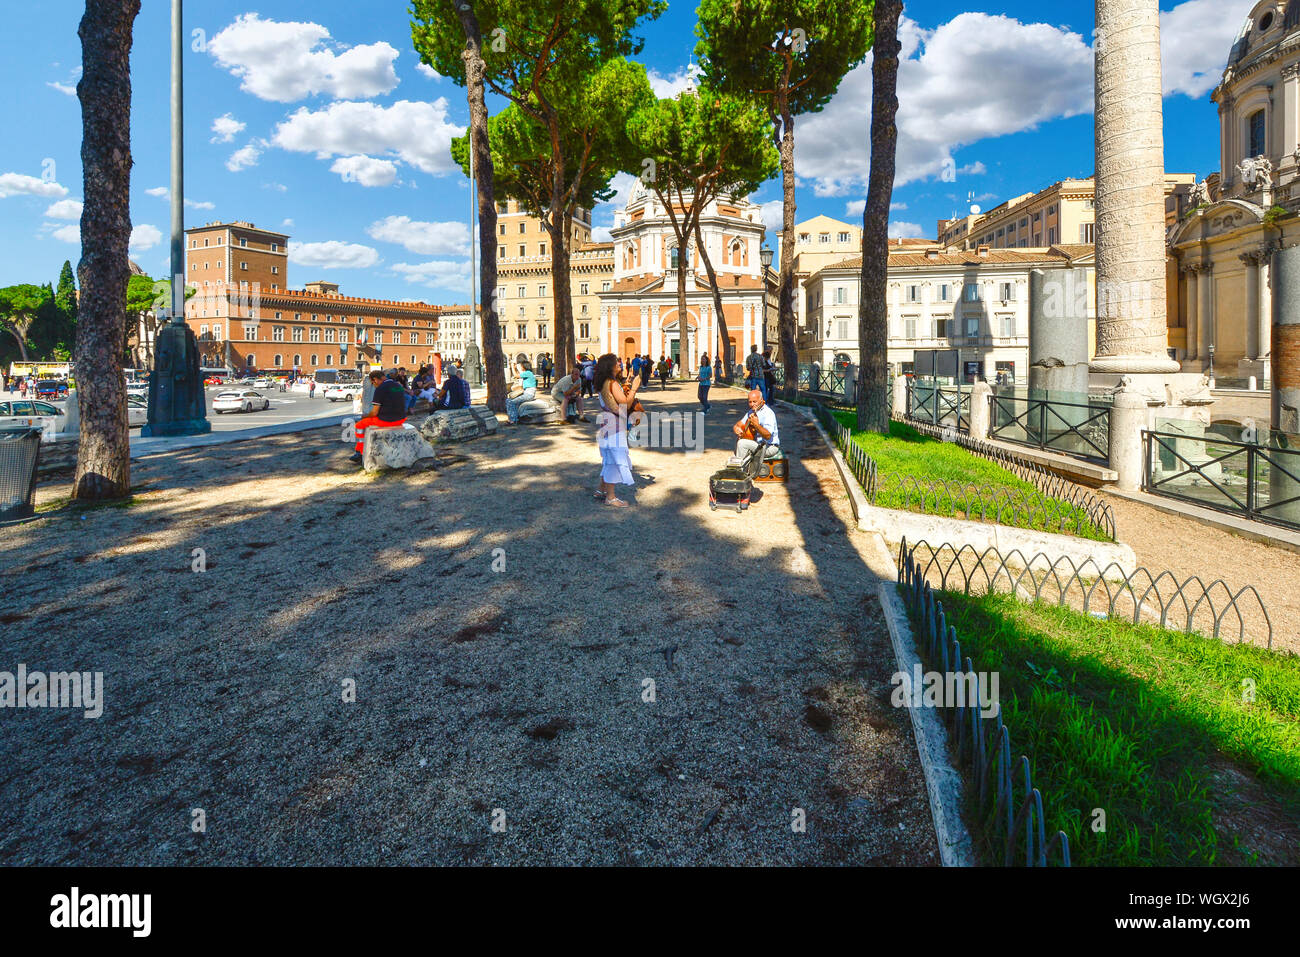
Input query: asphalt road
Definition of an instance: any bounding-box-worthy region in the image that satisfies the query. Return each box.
[200,385,349,433]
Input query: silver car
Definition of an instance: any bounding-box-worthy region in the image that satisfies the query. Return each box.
[212,389,270,414]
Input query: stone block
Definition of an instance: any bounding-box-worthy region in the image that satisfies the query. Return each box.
[422,407,493,444]
[516,395,559,422]
[363,425,437,470]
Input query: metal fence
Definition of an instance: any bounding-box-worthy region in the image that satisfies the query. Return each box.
[898,542,1071,866]
[988,391,1110,462]
[901,416,1118,540]
[907,382,970,432]
[900,537,1274,650]
[1143,429,1300,532]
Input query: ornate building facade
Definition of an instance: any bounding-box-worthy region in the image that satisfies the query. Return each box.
[1168,0,1300,383]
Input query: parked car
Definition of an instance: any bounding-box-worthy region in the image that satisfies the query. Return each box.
[203,375,225,386]
[249,377,274,389]
[323,383,361,402]
[212,389,270,414]
[125,382,149,400]
[0,399,62,420]
[34,380,68,399]
[126,397,147,428]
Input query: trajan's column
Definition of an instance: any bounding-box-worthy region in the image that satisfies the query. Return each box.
[1091,0,1181,376]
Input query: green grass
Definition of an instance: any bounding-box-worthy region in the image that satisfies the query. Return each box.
[830,414,1109,540]
[921,589,1300,866]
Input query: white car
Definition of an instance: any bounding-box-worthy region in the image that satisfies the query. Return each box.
[212,389,270,414]
[125,383,149,400]
[323,383,361,402]
[126,397,147,428]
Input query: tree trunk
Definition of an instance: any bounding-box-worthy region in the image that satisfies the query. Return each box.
[3,324,31,362]
[692,219,732,379]
[73,0,138,501]
[554,207,576,365]
[457,2,507,412]
[857,0,902,435]
[1091,0,1179,374]
[777,97,799,400]
[675,238,689,374]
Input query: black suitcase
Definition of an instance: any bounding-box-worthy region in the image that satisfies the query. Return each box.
[709,441,767,512]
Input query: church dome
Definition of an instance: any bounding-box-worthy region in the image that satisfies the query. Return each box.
[1285,0,1299,31]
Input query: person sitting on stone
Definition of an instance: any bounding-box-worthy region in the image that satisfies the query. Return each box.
[505,359,538,425]
[352,369,409,464]
[732,388,781,461]
[435,365,471,410]
[551,365,585,423]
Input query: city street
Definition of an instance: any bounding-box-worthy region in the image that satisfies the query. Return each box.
[199,385,350,433]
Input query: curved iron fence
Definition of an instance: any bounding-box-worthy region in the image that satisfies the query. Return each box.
[901,417,1117,541]
[898,537,1274,651]
[898,549,1071,866]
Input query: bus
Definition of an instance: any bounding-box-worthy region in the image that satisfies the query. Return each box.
[310,368,360,385]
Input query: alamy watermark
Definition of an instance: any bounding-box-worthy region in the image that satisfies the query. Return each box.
[598,409,705,454]
[890,663,1000,718]
[0,665,103,718]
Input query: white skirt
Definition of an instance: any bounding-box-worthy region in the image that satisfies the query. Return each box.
[598,430,633,486]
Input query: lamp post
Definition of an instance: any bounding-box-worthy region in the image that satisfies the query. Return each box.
[142,0,210,436]
[760,244,774,361]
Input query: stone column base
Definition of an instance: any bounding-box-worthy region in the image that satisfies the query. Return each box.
[1089,353,1181,375]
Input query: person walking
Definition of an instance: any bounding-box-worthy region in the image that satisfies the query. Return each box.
[744,344,762,391]
[540,355,552,390]
[714,355,723,383]
[656,356,669,390]
[594,354,640,508]
[308,379,316,400]
[761,347,776,403]
[697,353,713,414]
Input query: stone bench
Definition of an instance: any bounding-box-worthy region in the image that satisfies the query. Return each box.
[362,423,438,471]
[420,406,499,444]
[515,395,560,423]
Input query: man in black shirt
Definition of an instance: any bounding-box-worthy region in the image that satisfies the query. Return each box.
[352,370,408,463]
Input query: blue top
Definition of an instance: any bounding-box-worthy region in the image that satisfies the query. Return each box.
[698,364,712,383]
[520,369,537,390]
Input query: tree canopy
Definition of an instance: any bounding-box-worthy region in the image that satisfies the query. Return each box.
[0,284,53,361]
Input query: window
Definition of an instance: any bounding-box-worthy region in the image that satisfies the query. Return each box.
[1019,218,1028,229]
[1047,227,1056,244]
[191,263,197,271]
[799,233,810,244]
[905,285,920,303]
[293,354,301,367]
[601,281,611,292]
[374,331,384,345]
[1248,109,1266,158]
[517,305,526,318]
[538,284,546,297]
[1000,315,1015,337]
[836,319,849,340]
[271,266,278,275]
[310,328,320,343]
[519,222,526,234]
[517,323,527,339]
[499,245,506,259]
[1000,282,1016,301]
[499,224,506,236]
[838,231,850,243]
[580,283,589,295]
[580,303,588,315]
[537,324,547,339]
[579,322,590,339]
[1080,223,1095,243]
[213,324,222,339]
[935,317,947,338]
[271,243,278,252]
[938,283,952,301]
[310,354,318,366]
[244,324,257,340]
[339,329,348,343]
[903,317,916,339]
[272,326,285,342]
[426,332,435,344]
[539,242,546,256]
[325,328,335,343]
[292,328,303,342]
[199,324,209,337]
[834,287,846,305]
[217,261,222,268]
[963,283,982,302]
[819,233,830,243]
[965,317,979,337]
[519,244,526,257]
[325,355,332,366]
[274,354,282,366]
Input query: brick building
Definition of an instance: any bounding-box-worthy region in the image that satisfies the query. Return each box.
[182,221,444,374]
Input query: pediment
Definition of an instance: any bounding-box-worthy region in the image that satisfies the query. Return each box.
[1171,199,1266,246]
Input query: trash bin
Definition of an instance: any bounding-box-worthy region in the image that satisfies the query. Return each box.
[0,426,42,519]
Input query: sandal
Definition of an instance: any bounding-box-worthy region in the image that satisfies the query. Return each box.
[592,490,606,500]
[604,497,629,508]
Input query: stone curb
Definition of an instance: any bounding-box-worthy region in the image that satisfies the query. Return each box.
[790,398,974,867]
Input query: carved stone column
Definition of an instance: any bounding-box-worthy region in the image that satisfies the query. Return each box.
[1185,264,1200,358]
[1197,263,1214,368]
[1240,251,1261,359]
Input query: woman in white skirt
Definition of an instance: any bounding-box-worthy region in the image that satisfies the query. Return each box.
[593,353,641,508]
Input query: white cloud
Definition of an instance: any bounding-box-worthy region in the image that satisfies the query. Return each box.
[210,113,246,143]
[367,215,469,255]
[227,142,263,172]
[282,218,295,228]
[956,161,987,176]
[891,202,908,211]
[144,187,214,209]
[758,200,784,234]
[331,155,399,187]
[47,81,76,96]
[0,172,68,198]
[798,13,1094,195]
[1160,0,1254,98]
[264,183,289,192]
[390,259,472,292]
[416,62,440,80]
[290,241,380,269]
[129,224,163,251]
[272,99,464,177]
[207,13,400,103]
[50,223,80,244]
[591,226,613,243]
[45,199,83,220]
[647,64,701,99]
[888,221,926,239]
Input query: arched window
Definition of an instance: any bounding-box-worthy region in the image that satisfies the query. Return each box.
[293,354,301,367]
[310,354,318,366]
[669,245,680,270]
[1248,109,1266,157]
[273,353,282,366]
[731,240,746,266]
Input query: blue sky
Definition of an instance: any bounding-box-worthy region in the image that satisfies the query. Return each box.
[0,0,1255,302]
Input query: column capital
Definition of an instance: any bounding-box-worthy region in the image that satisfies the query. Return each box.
[1282,62,1300,80]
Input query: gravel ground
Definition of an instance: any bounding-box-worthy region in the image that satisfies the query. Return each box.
[0,385,938,866]
[1098,494,1300,655]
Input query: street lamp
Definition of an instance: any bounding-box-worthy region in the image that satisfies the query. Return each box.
[760,244,774,359]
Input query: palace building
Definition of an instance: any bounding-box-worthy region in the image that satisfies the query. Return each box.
[181,221,444,374]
